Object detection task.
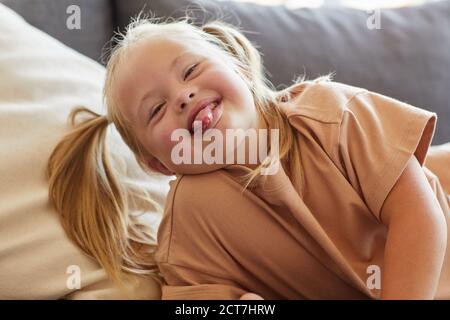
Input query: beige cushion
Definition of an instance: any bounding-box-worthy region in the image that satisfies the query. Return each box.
[0,4,171,299]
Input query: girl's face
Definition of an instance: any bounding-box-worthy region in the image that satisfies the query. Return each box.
[115,35,262,175]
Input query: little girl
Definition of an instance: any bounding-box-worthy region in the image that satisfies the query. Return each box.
[47,15,450,299]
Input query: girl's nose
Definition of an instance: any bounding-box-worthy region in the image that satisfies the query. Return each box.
[179,91,195,111]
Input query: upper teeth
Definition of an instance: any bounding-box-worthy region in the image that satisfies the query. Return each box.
[207,101,218,108]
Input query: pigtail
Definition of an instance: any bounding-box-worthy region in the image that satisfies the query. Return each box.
[46,107,150,289]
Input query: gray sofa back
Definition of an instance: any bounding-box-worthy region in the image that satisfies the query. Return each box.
[2,0,449,144]
[0,0,114,62]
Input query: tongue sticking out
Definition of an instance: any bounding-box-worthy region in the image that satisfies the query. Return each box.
[192,106,214,133]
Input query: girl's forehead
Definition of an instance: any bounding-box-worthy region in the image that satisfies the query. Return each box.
[116,36,225,91]
[130,35,215,61]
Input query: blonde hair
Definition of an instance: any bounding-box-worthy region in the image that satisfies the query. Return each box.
[47,12,331,289]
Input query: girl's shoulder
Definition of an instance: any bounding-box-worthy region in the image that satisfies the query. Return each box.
[279,80,368,124]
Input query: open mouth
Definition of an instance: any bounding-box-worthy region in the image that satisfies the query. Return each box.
[189,99,223,134]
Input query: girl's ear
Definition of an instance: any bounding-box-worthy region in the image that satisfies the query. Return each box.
[147,157,174,176]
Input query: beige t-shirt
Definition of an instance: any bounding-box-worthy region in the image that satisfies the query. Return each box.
[154,81,450,300]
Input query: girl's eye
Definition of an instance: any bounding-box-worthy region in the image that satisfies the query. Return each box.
[184,63,198,80]
[150,103,164,120]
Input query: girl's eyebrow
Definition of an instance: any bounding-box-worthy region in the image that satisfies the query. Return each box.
[136,51,192,124]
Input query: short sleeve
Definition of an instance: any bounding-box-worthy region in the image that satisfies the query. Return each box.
[336,90,437,223]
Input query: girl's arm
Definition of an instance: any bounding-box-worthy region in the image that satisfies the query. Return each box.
[379,156,447,299]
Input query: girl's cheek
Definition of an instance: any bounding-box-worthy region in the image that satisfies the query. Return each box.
[160,127,180,149]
